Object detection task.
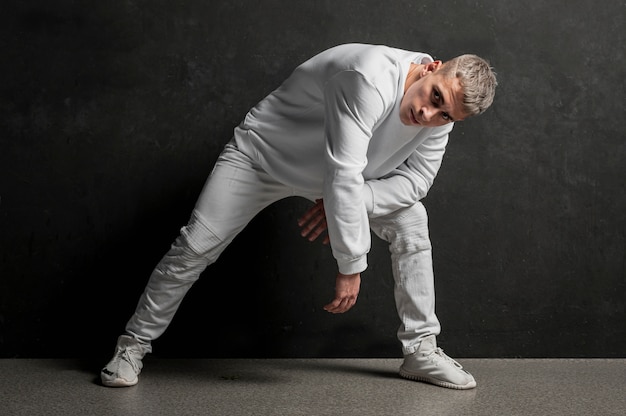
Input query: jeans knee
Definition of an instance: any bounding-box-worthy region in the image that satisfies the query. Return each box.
[180,211,224,257]
[378,204,431,255]
[391,235,431,256]
[155,211,225,278]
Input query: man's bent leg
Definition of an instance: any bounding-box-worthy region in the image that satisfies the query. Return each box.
[370,202,475,389]
[370,202,441,355]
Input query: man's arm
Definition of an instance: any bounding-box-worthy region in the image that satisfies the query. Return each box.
[365,126,450,218]
[321,70,385,275]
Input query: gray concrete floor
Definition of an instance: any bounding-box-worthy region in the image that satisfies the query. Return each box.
[1,358,625,415]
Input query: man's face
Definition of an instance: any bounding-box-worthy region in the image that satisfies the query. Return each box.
[400,64,468,127]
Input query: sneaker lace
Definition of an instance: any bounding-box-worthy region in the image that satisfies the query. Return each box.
[431,347,463,369]
[118,347,141,373]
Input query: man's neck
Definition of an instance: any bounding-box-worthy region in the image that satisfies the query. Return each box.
[404,63,424,93]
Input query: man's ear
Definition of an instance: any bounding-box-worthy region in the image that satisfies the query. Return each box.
[422,60,443,75]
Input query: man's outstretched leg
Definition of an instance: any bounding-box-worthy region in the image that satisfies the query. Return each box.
[100,141,290,387]
[370,202,476,389]
[101,211,223,387]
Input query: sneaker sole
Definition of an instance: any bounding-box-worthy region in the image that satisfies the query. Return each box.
[101,376,139,388]
[399,367,477,390]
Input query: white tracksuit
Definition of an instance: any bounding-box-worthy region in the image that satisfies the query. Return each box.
[125,43,452,355]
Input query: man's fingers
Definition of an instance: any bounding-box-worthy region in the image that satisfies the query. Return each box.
[323,300,343,313]
[323,295,356,314]
[300,216,325,238]
[298,200,329,243]
[324,301,352,314]
[297,200,323,226]
[297,209,315,226]
[309,219,328,241]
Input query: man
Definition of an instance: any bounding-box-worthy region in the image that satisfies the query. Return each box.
[101,43,497,389]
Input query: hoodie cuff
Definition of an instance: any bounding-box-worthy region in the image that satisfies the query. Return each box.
[337,255,368,275]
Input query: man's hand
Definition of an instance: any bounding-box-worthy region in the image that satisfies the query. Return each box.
[299,201,360,313]
[297,199,330,245]
[324,272,361,314]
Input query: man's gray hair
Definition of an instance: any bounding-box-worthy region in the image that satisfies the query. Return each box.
[439,54,498,117]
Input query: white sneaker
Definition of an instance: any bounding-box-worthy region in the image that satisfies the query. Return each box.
[399,335,476,390]
[101,335,146,387]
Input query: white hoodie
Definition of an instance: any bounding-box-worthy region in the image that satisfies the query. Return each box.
[234,43,453,275]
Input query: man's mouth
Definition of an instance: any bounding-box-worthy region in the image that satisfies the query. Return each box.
[410,109,420,125]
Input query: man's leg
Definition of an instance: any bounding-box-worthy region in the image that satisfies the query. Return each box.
[369,202,476,389]
[101,140,291,387]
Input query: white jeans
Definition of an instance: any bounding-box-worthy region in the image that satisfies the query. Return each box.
[125,140,440,355]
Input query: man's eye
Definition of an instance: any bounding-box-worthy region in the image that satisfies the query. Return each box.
[433,90,441,101]
[442,112,450,120]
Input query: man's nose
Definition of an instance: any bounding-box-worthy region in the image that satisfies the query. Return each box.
[421,107,434,121]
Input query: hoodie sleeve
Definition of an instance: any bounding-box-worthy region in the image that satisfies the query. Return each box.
[365,124,451,217]
[322,70,386,275]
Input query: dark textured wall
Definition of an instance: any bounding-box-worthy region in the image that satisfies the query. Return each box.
[1,0,624,359]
